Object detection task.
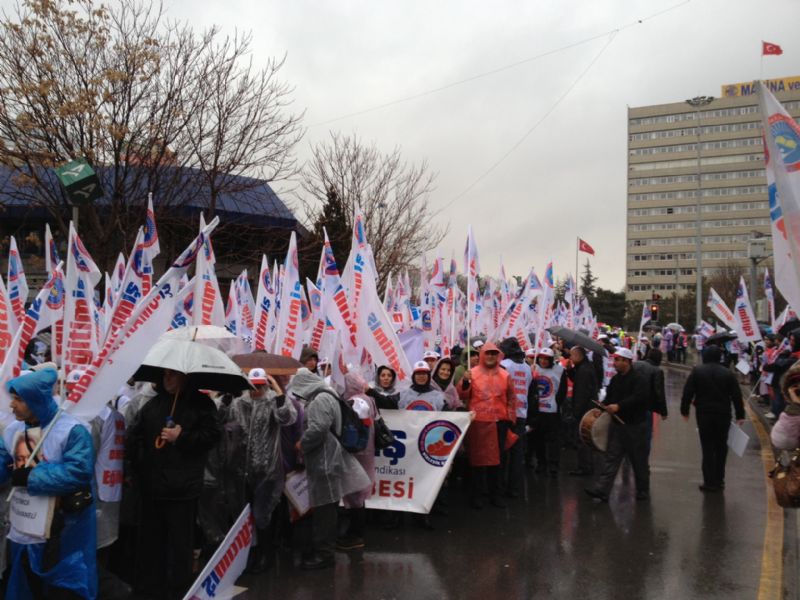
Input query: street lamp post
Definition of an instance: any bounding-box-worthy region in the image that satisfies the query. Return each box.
[685,95,714,330]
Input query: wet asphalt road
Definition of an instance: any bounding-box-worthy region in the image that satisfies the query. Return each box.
[238,369,768,600]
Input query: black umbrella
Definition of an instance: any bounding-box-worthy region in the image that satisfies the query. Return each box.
[779,318,800,338]
[547,326,606,355]
[705,331,737,345]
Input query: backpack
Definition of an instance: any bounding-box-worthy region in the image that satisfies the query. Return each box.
[309,388,369,453]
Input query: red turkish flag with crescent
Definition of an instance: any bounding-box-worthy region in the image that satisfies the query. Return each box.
[578,238,595,256]
[762,41,783,56]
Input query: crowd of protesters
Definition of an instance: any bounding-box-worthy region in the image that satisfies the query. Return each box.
[0,319,777,599]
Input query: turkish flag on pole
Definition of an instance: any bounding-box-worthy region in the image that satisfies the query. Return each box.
[762,41,783,55]
[578,238,595,255]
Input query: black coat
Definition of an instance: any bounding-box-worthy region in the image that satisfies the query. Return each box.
[604,364,651,425]
[639,360,667,417]
[568,359,598,416]
[680,362,744,420]
[127,389,221,500]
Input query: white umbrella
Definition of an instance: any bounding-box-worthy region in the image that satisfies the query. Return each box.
[162,325,249,356]
[134,338,252,393]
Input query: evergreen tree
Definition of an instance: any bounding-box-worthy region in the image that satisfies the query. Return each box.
[580,259,598,299]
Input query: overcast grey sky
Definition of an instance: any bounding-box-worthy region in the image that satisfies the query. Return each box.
[39,0,800,289]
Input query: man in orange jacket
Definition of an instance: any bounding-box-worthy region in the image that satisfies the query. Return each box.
[457,342,516,509]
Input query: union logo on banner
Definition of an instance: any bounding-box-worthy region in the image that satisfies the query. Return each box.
[418,420,462,467]
[47,274,65,310]
[769,113,800,172]
[71,235,94,273]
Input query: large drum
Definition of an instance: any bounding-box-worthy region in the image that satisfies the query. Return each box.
[579,408,611,452]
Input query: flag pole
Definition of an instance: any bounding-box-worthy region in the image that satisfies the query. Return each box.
[466,235,472,366]
[575,237,579,297]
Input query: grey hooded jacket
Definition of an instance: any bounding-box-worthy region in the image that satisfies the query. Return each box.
[295,369,371,506]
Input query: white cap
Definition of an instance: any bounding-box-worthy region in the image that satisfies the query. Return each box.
[525,348,538,358]
[472,340,485,349]
[613,348,635,361]
[423,350,440,360]
[598,334,609,340]
[537,348,555,358]
[248,368,268,385]
[412,360,431,373]
[318,357,330,367]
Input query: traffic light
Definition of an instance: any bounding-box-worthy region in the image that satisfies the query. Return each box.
[650,304,659,322]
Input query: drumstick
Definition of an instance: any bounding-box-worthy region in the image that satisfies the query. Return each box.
[592,399,625,425]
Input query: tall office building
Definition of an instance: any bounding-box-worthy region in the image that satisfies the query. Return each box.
[626,76,800,307]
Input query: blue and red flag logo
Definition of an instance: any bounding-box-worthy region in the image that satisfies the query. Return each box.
[769,114,800,172]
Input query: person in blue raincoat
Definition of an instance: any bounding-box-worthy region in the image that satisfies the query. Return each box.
[0,368,97,599]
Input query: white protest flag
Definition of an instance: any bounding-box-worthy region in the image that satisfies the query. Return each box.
[235,271,255,339]
[275,232,304,358]
[143,193,161,258]
[532,262,555,353]
[101,228,150,347]
[707,287,738,331]
[355,251,412,382]
[44,224,64,364]
[192,215,225,327]
[224,279,239,336]
[758,82,800,311]
[0,273,15,365]
[564,274,575,329]
[63,222,102,376]
[265,261,281,352]
[0,264,65,397]
[306,279,326,352]
[343,207,371,324]
[418,254,436,351]
[170,277,196,330]
[734,277,762,343]
[182,504,253,600]
[101,272,114,336]
[495,269,543,340]
[463,225,480,336]
[252,255,275,351]
[765,268,777,329]
[383,273,394,314]
[6,236,28,331]
[320,229,358,356]
[110,252,126,297]
[44,223,60,274]
[64,218,217,420]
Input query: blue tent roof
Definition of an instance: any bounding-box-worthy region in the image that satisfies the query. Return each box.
[0,163,297,229]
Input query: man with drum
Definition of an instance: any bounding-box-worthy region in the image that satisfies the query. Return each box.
[585,347,652,502]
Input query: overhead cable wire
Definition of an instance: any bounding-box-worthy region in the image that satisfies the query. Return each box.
[440,30,618,209]
[308,0,692,128]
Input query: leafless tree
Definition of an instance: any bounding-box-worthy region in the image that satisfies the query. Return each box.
[706,260,747,308]
[0,0,303,269]
[299,132,446,289]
